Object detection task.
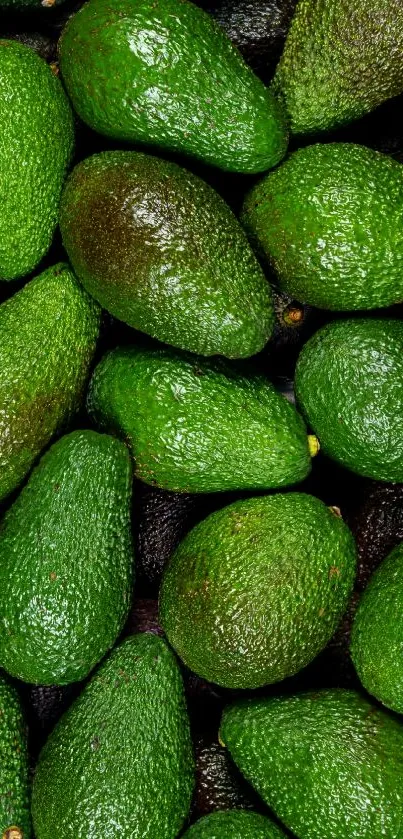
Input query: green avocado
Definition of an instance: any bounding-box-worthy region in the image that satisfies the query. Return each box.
[351,542,403,714]
[87,346,315,493]
[159,493,356,688]
[0,430,133,685]
[241,143,403,311]
[272,0,403,134]
[58,0,287,173]
[220,689,403,839]
[182,810,287,839]
[32,634,194,839]
[0,41,74,280]
[60,151,274,358]
[295,318,403,482]
[0,263,100,503]
[0,674,30,839]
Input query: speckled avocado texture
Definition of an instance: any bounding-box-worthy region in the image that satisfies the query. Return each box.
[0,430,133,685]
[60,150,274,358]
[0,263,100,503]
[0,675,30,839]
[59,0,287,173]
[182,809,287,838]
[295,318,403,481]
[159,493,356,688]
[0,40,74,280]
[241,143,403,311]
[220,689,403,839]
[351,542,403,714]
[272,0,403,134]
[87,346,313,493]
[32,634,194,839]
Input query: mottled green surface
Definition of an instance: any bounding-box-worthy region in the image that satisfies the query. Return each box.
[0,431,133,685]
[87,346,312,493]
[60,151,274,358]
[295,318,403,481]
[59,0,287,173]
[0,674,30,838]
[0,263,100,502]
[242,144,403,311]
[272,0,403,134]
[159,494,356,688]
[220,689,403,838]
[0,40,73,280]
[32,634,194,839]
[351,542,403,713]
[182,810,286,838]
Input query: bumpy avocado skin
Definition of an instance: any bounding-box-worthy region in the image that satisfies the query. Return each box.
[351,542,403,714]
[0,263,100,502]
[0,40,74,280]
[58,0,287,173]
[0,675,30,839]
[0,430,133,685]
[220,689,403,839]
[295,318,403,482]
[32,634,194,839]
[182,809,286,838]
[159,493,356,688]
[60,151,274,358]
[272,0,403,134]
[242,143,403,311]
[87,346,312,493]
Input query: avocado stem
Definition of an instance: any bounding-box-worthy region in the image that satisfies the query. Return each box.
[283,305,304,326]
[3,828,23,839]
[308,435,320,458]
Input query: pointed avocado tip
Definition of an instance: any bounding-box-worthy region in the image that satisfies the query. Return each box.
[308,434,320,458]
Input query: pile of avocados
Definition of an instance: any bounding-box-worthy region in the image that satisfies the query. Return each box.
[1,0,403,837]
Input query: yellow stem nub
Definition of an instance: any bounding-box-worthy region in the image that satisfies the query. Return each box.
[308,435,320,458]
[329,506,342,519]
[283,305,304,326]
[3,827,23,839]
[218,734,226,748]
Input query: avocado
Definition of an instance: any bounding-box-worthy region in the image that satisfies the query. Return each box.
[2,30,57,62]
[159,493,356,688]
[272,0,403,135]
[59,0,287,173]
[193,736,260,819]
[32,634,194,839]
[26,683,81,759]
[220,688,403,839]
[242,143,403,311]
[295,318,403,482]
[207,0,297,83]
[0,40,74,280]
[183,810,287,838]
[87,346,315,493]
[60,151,274,358]
[0,674,30,839]
[0,430,133,685]
[351,542,403,714]
[0,263,100,503]
[347,482,403,590]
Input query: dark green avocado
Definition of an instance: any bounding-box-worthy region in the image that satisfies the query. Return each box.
[59,0,288,173]
[60,151,274,359]
[183,809,288,838]
[0,674,30,839]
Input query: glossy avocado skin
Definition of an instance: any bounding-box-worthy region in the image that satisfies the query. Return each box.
[348,482,403,590]
[0,430,133,685]
[272,0,403,134]
[0,40,73,280]
[351,542,403,714]
[87,346,312,493]
[159,493,356,688]
[32,634,194,839]
[220,689,403,839]
[0,263,100,503]
[59,0,287,173]
[295,318,403,482]
[242,143,403,311]
[183,809,287,838]
[60,151,274,359]
[193,737,259,818]
[0,675,30,839]
[208,0,297,82]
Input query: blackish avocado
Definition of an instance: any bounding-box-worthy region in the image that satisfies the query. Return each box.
[207,0,297,83]
[347,482,403,590]
[193,734,261,819]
